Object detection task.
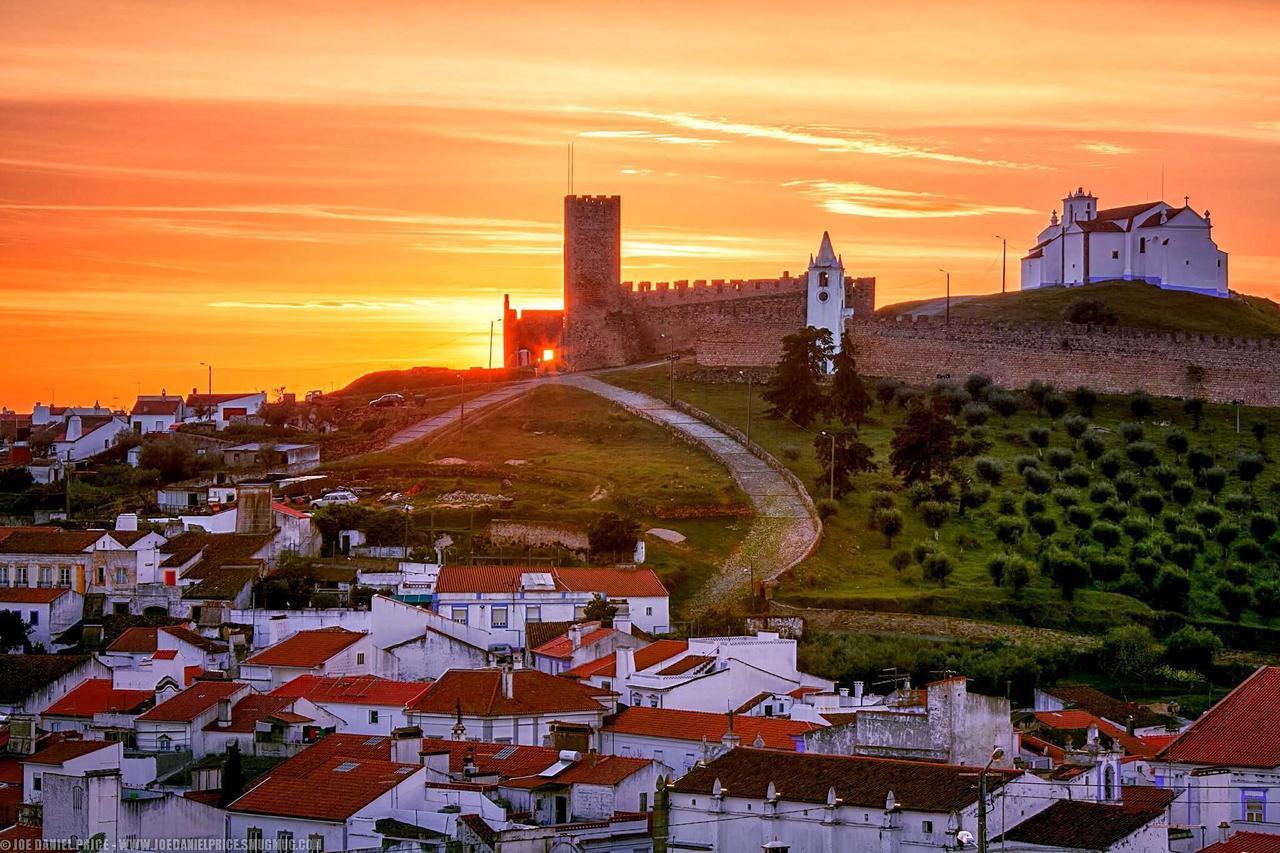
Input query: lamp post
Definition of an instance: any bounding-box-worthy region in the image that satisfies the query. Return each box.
[488,318,502,374]
[739,370,754,447]
[661,334,676,405]
[459,372,466,430]
[820,430,836,502]
[199,362,213,394]
[995,236,1007,293]
[938,269,951,326]
[1232,399,1243,433]
[977,746,1005,853]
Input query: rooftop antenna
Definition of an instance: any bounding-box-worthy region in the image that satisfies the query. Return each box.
[1161,164,1165,202]
[566,140,575,196]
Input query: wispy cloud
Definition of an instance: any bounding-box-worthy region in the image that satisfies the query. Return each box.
[569,107,1039,169]
[786,180,1036,219]
[577,129,724,147]
[1077,141,1134,156]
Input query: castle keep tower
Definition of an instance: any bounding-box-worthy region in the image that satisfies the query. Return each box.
[806,231,848,362]
[562,195,628,370]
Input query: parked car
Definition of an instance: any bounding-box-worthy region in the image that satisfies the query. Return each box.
[369,393,405,408]
[311,489,359,507]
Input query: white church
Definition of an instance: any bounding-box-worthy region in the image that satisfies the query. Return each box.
[806,230,850,367]
[1020,188,1228,297]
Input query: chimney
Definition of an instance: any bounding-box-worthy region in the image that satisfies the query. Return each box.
[391,725,423,765]
[569,623,588,651]
[721,710,740,750]
[422,749,450,778]
[1126,715,1135,737]
[616,647,636,682]
[235,483,274,535]
[115,513,138,532]
[500,664,515,700]
[65,415,82,442]
[217,698,232,726]
[462,747,478,778]
[853,681,865,702]
[613,603,632,635]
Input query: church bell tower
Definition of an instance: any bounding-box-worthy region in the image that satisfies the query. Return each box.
[806,231,847,367]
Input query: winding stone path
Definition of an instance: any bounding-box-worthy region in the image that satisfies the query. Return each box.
[557,374,820,608]
[382,382,533,450]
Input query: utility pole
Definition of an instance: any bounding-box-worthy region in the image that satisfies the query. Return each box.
[662,334,676,405]
[488,318,502,374]
[974,747,1005,853]
[199,362,213,394]
[938,269,951,326]
[459,373,466,430]
[996,236,1007,293]
[821,431,836,502]
[742,371,754,447]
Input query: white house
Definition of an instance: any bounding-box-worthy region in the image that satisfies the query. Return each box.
[1021,188,1228,297]
[239,627,386,692]
[134,679,253,755]
[224,442,320,473]
[529,620,645,676]
[0,654,111,718]
[806,230,853,365]
[1149,665,1280,841]
[33,410,130,464]
[103,624,231,672]
[183,391,266,430]
[270,674,430,736]
[202,693,340,758]
[39,677,154,737]
[0,587,82,649]
[432,564,670,642]
[129,395,185,435]
[22,740,123,804]
[599,706,818,777]
[224,733,429,853]
[405,665,609,745]
[499,753,661,826]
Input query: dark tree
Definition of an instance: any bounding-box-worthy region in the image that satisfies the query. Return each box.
[1064,297,1119,326]
[588,513,641,561]
[875,508,904,547]
[1080,433,1106,466]
[1164,429,1189,460]
[1046,447,1074,474]
[889,400,957,484]
[1129,391,1155,421]
[829,334,872,431]
[1028,514,1058,541]
[583,593,618,626]
[1073,386,1098,417]
[922,552,956,587]
[221,743,244,807]
[1183,397,1206,431]
[1170,480,1195,507]
[1049,551,1091,601]
[875,378,901,412]
[919,501,951,539]
[994,517,1025,551]
[1125,441,1158,473]
[764,326,832,428]
[1187,448,1213,479]
[988,390,1019,422]
[1063,416,1089,445]
[1252,420,1270,454]
[1026,380,1053,416]
[1217,582,1253,621]
[1248,513,1278,543]
[1235,451,1265,492]
[1203,467,1228,501]
[974,457,1004,486]
[813,431,877,500]
[1164,626,1222,673]
[1044,393,1069,420]
[1090,521,1122,553]
[964,373,993,398]
[0,611,31,653]
[1156,567,1191,611]
[1026,426,1050,457]
[1022,467,1052,495]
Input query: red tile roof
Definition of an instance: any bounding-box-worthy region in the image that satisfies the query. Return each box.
[655,655,714,676]
[1030,710,1165,758]
[0,530,99,555]
[419,737,561,778]
[106,625,227,654]
[43,679,152,718]
[673,747,1019,812]
[1160,666,1280,768]
[24,739,116,766]
[503,754,652,789]
[244,628,367,668]
[562,639,687,680]
[0,588,72,603]
[272,502,310,519]
[531,625,616,659]
[995,786,1173,848]
[434,564,667,597]
[272,674,430,707]
[131,398,183,416]
[604,707,819,750]
[1096,202,1163,223]
[407,668,606,717]
[228,733,419,820]
[136,680,245,722]
[1204,832,1280,853]
[205,695,305,733]
[1042,685,1166,730]
[186,393,260,408]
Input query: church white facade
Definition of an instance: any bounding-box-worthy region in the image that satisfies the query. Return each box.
[1020,188,1228,297]
[806,231,850,365]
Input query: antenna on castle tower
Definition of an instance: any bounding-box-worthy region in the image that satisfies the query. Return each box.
[1161,164,1165,201]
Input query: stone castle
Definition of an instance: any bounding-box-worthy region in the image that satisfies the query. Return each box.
[502,195,875,372]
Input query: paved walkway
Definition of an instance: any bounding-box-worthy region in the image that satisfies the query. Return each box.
[559,374,820,608]
[382,382,533,450]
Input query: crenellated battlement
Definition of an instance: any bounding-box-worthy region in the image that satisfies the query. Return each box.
[623,274,807,303]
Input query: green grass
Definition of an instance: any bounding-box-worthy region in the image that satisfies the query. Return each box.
[330,384,751,615]
[605,365,1280,636]
[879,280,1280,339]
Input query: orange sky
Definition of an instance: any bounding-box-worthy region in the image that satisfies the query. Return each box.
[4,0,1280,409]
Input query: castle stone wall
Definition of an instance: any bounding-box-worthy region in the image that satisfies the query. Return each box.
[562,195,628,369]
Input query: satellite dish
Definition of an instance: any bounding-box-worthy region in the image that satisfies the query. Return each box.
[956,830,976,847]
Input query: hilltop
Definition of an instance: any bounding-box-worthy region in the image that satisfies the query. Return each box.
[878,280,1280,339]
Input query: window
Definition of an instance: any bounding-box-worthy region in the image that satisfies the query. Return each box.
[1244,790,1266,823]
[277,831,294,853]
[601,680,612,692]
[356,653,366,665]
[923,820,934,835]
[368,710,380,725]
[819,271,829,287]
[451,607,468,625]
[15,566,26,586]
[307,834,324,853]
[764,704,773,717]
[645,606,653,616]
[491,606,508,629]
[38,567,52,588]
[32,774,41,792]
[0,566,7,585]
[1140,238,1146,254]
[115,567,127,585]
[246,828,263,853]
[59,567,71,587]
[630,692,640,706]
[640,792,649,812]
[28,611,38,626]
[525,605,542,623]
[1111,250,1119,260]
[649,695,659,708]
[573,604,588,620]
[157,734,172,751]
[96,567,105,585]
[72,786,84,810]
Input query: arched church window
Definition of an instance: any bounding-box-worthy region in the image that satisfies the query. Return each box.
[819,272,829,287]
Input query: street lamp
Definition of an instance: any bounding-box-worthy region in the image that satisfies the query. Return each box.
[1232,399,1244,433]
[995,236,1007,293]
[739,370,754,447]
[199,362,213,394]
[938,269,951,326]
[977,746,1004,852]
[660,333,676,405]
[458,372,466,429]
[820,430,836,502]
[488,317,503,374]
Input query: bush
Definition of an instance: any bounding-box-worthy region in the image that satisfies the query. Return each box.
[1151,465,1178,492]
[987,555,1008,586]
[1073,386,1098,417]
[1099,451,1124,480]
[1114,472,1140,503]
[1129,391,1156,421]
[1137,490,1165,518]
[1126,441,1158,472]
[962,402,991,426]
[1052,488,1080,510]
[919,501,951,536]
[1044,393,1068,420]
[964,373,993,398]
[1081,432,1106,463]
[1047,447,1074,472]
[817,500,840,521]
[1067,507,1094,529]
[1062,466,1091,489]
[1014,456,1041,475]
[311,592,340,609]
[1217,581,1254,621]
[1123,518,1149,542]
[1164,626,1223,672]
[922,552,957,586]
[1063,416,1089,442]
[1233,537,1264,565]
[911,539,938,565]
[974,456,1005,486]
[1132,556,1160,585]
[1026,426,1050,454]
[875,508,905,546]
[1165,429,1189,459]
[1118,422,1145,444]
[1023,468,1053,494]
[1064,297,1119,326]
[1090,521,1123,553]
[1022,494,1047,516]
[1155,567,1191,611]
[1099,625,1160,681]
[1203,467,1228,499]
[1170,480,1195,507]
[994,517,1025,550]
[1005,558,1033,594]
[588,513,641,560]
[988,390,1019,421]
[780,444,801,461]
[996,494,1019,515]
[890,550,912,572]
[1224,493,1252,514]
[1098,500,1128,523]
[1028,514,1058,540]
[1193,504,1224,531]
[1248,513,1278,543]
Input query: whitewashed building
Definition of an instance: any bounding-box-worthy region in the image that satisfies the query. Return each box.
[129,395,185,435]
[0,587,82,649]
[270,674,430,736]
[183,391,267,430]
[239,627,387,692]
[1021,188,1228,296]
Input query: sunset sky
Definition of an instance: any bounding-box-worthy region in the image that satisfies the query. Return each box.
[4,0,1280,409]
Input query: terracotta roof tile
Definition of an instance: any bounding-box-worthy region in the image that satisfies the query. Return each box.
[1204,832,1280,853]
[562,640,687,680]
[272,675,430,707]
[1029,710,1164,758]
[131,398,183,416]
[137,680,245,722]
[604,707,818,750]
[434,565,666,597]
[1095,202,1163,223]
[407,668,605,717]
[43,679,152,718]
[0,530,99,555]
[655,655,714,676]
[1160,665,1280,768]
[0,654,92,704]
[0,588,72,603]
[503,754,652,789]
[24,739,116,766]
[532,625,616,659]
[419,737,560,778]
[673,747,1019,812]
[205,695,301,733]
[186,393,260,408]
[994,786,1173,848]
[1042,684,1166,730]
[106,625,227,654]
[244,628,366,668]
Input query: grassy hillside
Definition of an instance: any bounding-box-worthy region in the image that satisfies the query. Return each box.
[879,280,1280,339]
[607,365,1280,640]
[328,385,751,613]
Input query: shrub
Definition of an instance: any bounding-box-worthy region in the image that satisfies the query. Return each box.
[1081,433,1106,463]
[964,373,993,398]
[987,555,1008,586]
[1026,380,1053,415]
[996,494,1018,515]
[817,500,840,521]
[911,539,938,565]
[962,402,991,426]
[1132,556,1160,585]
[974,456,1005,486]
[1203,467,1228,500]
[1067,507,1094,529]
[1151,465,1178,492]
[1248,513,1278,543]
[1044,393,1068,420]
[1114,472,1140,503]
[1047,447,1074,472]
[1014,455,1041,475]
[1090,521,1123,553]
[1062,466,1091,488]
[1125,441,1158,472]
[1026,426,1051,454]
[1255,582,1280,618]
[1122,519,1149,542]
[994,516,1025,550]
[1174,523,1205,548]
[922,552,957,586]
[1006,558,1032,594]
[1165,429,1189,459]
[1028,514,1058,540]
[1129,391,1155,421]
[1164,626,1223,672]
[1096,554,1127,583]
[780,444,801,461]
[1155,567,1191,611]
[1223,493,1252,515]
[919,501,951,537]
[1098,500,1128,523]
[1223,562,1250,586]
[1192,504,1223,530]
[958,484,991,516]
[1063,416,1089,442]
[988,390,1019,421]
[1212,523,1239,554]
[1187,448,1214,477]
[1169,543,1199,571]
[1073,386,1098,417]
[907,482,934,507]
[1099,625,1160,681]
[1064,297,1119,326]
[1217,581,1254,621]
[869,491,896,511]
[890,550,912,572]
[588,513,641,559]
[1052,488,1079,510]
[1099,451,1124,480]
[1022,494,1047,516]
[1048,550,1091,600]
[1233,537,1264,565]
[874,508,904,546]
[1170,480,1195,507]
[1118,422,1145,443]
[1236,451,1266,488]
[1023,468,1052,494]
